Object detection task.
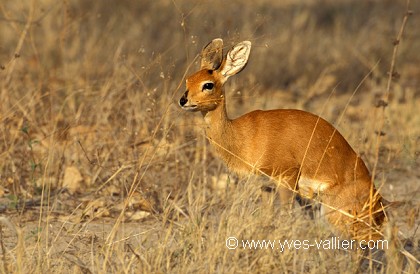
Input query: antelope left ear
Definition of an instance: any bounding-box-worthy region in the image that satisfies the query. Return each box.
[201,38,224,70]
[218,41,251,81]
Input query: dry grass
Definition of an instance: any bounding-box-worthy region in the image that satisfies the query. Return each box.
[0,0,419,273]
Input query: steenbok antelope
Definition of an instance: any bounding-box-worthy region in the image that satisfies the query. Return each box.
[179,38,386,241]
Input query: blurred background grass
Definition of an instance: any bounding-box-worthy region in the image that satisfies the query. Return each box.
[2,0,419,90]
[0,0,419,272]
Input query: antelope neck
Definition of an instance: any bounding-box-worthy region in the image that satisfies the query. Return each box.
[201,97,233,139]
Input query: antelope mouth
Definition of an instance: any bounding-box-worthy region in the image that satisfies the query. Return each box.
[181,105,199,112]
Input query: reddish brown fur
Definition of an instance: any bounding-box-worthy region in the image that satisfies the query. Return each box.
[179,39,386,241]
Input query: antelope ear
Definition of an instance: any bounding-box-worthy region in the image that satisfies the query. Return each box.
[201,38,224,70]
[218,41,251,81]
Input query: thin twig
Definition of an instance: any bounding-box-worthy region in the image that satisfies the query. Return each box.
[370,5,412,185]
[2,1,35,88]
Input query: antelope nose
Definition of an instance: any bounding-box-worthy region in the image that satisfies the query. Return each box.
[179,91,188,107]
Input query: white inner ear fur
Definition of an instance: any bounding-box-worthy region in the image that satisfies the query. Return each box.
[219,41,251,79]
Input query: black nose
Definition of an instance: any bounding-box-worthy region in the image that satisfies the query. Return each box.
[179,91,188,107]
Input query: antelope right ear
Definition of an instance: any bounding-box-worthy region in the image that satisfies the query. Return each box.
[201,38,224,70]
[218,41,251,81]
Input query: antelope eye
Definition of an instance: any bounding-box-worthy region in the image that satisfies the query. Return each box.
[202,82,214,91]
